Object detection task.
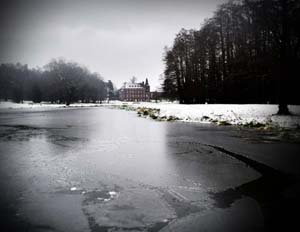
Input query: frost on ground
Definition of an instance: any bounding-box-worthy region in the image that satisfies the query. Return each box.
[1,100,300,129]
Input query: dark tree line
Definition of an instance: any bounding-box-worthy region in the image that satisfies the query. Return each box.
[162,0,300,113]
[0,59,113,105]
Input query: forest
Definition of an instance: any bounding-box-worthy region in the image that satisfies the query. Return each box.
[0,59,114,105]
[162,0,300,113]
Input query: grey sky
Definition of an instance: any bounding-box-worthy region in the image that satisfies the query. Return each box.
[1,0,224,90]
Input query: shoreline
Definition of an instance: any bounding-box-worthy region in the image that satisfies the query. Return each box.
[1,101,300,130]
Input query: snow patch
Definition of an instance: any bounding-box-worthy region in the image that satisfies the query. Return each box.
[70,187,77,191]
[109,191,117,196]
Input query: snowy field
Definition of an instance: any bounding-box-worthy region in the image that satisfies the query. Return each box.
[1,101,300,129]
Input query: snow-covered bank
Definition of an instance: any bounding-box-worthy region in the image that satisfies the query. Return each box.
[1,101,299,129]
[113,102,300,129]
[0,101,63,109]
[0,101,119,110]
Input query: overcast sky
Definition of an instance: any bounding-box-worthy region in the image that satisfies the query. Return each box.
[1,0,225,90]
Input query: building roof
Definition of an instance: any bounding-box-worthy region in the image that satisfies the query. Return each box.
[122,82,144,89]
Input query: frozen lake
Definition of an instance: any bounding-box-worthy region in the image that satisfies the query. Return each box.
[0,107,299,231]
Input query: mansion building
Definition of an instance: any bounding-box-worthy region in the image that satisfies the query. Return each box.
[119,79,150,102]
